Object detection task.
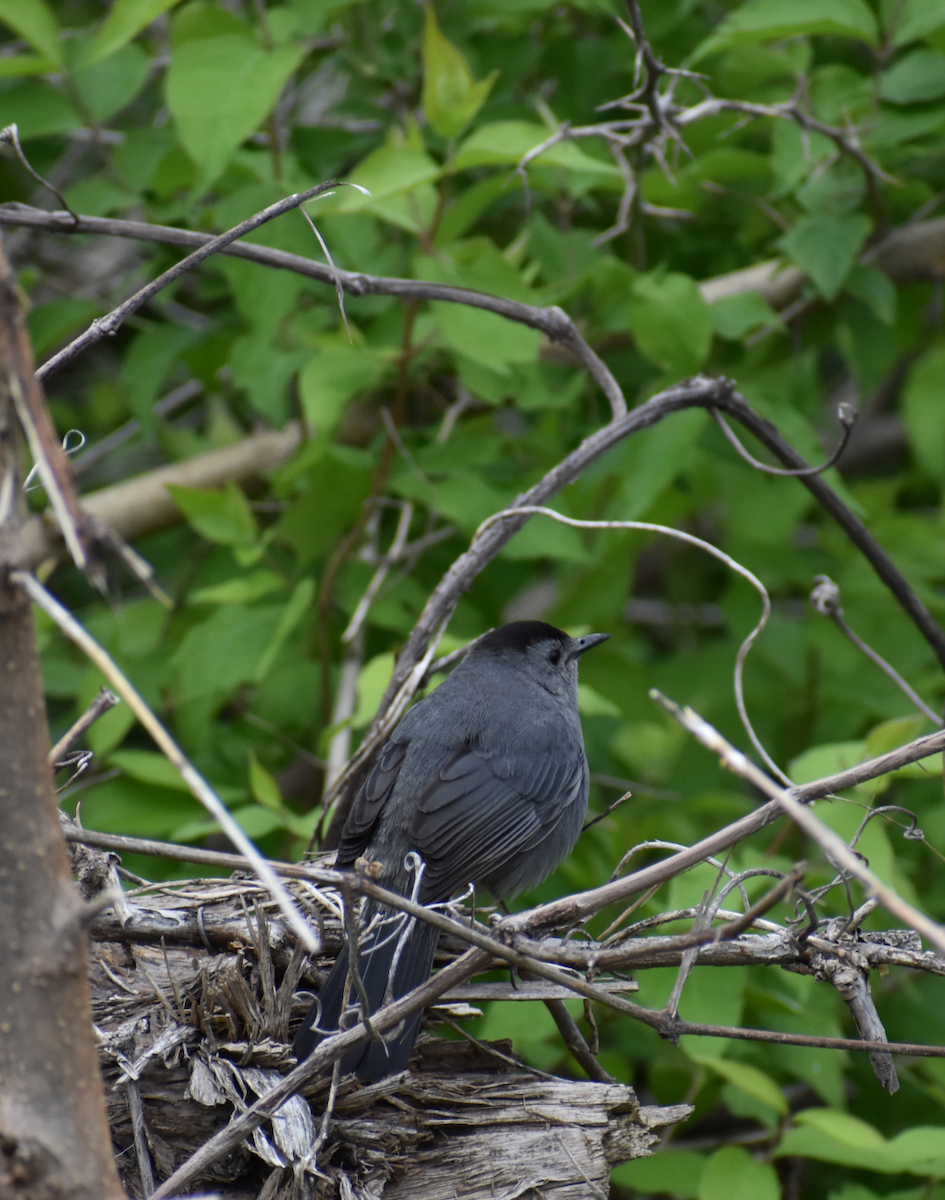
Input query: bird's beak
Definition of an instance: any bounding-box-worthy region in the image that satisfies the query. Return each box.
[570,632,609,660]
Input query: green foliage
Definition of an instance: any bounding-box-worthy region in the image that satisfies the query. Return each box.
[10,0,945,1193]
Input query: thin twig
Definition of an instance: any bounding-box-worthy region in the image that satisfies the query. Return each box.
[73,379,203,475]
[0,205,627,421]
[542,996,617,1082]
[36,180,344,382]
[0,124,78,221]
[148,945,493,1199]
[811,575,943,726]
[13,571,319,954]
[49,686,120,764]
[651,689,945,958]
[0,238,88,569]
[64,714,945,938]
[713,404,858,477]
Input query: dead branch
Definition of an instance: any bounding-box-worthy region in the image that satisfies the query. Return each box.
[21,422,302,567]
[35,181,340,382]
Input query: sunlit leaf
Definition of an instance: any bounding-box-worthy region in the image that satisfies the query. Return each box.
[692,0,879,62]
[167,482,259,547]
[421,6,497,139]
[699,1147,779,1200]
[628,271,714,376]
[166,34,304,192]
[0,0,62,66]
[84,0,184,65]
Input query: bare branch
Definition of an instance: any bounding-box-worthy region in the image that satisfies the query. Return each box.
[35,182,342,382]
[811,575,943,726]
[0,124,77,221]
[713,403,858,478]
[0,237,89,570]
[651,690,945,957]
[13,571,320,955]
[49,687,120,765]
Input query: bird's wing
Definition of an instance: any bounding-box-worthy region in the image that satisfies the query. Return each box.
[335,737,409,868]
[409,742,586,901]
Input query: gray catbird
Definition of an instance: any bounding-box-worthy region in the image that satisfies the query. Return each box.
[292,620,609,1080]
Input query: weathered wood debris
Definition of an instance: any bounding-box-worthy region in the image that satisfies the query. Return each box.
[88,874,691,1199]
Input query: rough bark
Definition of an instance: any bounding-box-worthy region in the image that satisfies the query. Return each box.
[87,873,691,1199]
[0,236,125,1199]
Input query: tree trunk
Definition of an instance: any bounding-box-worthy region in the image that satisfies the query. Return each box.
[0,237,125,1200]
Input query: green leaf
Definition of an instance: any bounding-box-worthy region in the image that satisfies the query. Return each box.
[253,578,316,682]
[79,670,137,757]
[0,0,61,66]
[903,344,945,481]
[299,345,389,434]
[628,271,714,377]
[0,54,56,78]
[844,264,897,324]
[612,408,708,519]
[453,119,622,177]
[63,176,137,218]
[776,1119,945,1175]
[778,213,871,300]
[228,333,306,426]
[110,750,190,792]
[421,5,497,139]
[340,138,442,207]
[881,48,945,103]
[171,0,252,44]
[577,683,621,718]
[248,752,285,812]
[435,302,541,374]
[0,80,80,140]
[276,449,373,565]
[171,605,283,701]
[352,653,396,728]
[612,1151,707,1198]
[794,1107,886,1147]
[228,805,289,838]
[500,513,593,562]
[28,298,102,358]
[692,0,879,62]
[892,0,945,47]
[84,0,184,66]
[167,482,260,546]
[884,1127,945,1175]
[710,291,779,340]
[694,1054,788,1115]
[71,41,151,122]
[121,324,196,431]
[87,778,202,840]
[166,34,304,192]
[190,570,287,605]
[864,715,928,758]
[789,740,866,785]
[698,1147,780,1200]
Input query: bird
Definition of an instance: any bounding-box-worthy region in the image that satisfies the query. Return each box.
[292,620,609,1081]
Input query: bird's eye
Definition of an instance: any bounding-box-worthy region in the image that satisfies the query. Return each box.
[548,648,562,666]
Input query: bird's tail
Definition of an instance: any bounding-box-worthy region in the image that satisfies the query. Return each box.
[292,902,439,1082]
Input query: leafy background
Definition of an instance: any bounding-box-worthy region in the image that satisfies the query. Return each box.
[4,0,945,1195]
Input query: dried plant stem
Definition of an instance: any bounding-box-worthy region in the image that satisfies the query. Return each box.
[13,571,319,954]
[49,686,120,764]
[36,181,341,382]
[652,690,945,958]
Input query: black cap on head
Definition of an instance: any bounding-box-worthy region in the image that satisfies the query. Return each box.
[474,621,570,655]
